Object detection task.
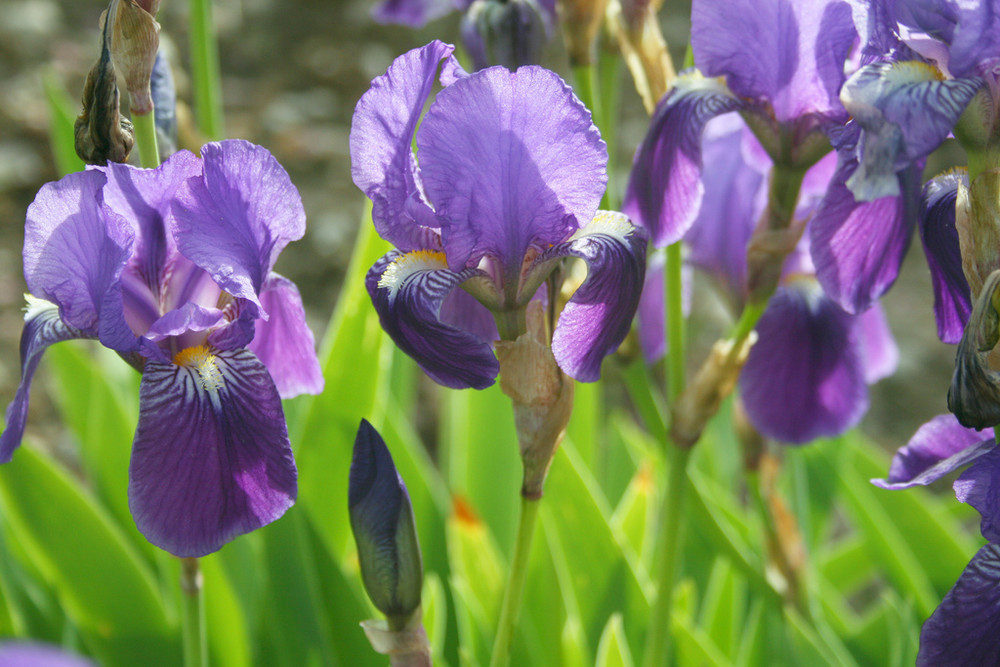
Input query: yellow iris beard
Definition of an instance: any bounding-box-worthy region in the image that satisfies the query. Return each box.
[173,345,224,392]
[377,249,449,294]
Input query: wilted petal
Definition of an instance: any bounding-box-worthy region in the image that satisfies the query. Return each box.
[367,251,499,389]
[854,303,898,383]
[172,140,306,315]
[955,448,1000,542]
[24,169,133,335]
[248,273,323,398]
[692,0,855,123]
[841,60,981,200]
[623,74,743,247]
[810,154,920,313]
[0,299,89,463]
[917,542,1000,666]
[129,348,296,557]
[351,41,460,251]
[546,212,646,381]
[949,269,1000,428]
[874,413,993,489]
[920,170,972,343]
[418,65,606,273]
[740,281,867,444]
[349,419,423,623]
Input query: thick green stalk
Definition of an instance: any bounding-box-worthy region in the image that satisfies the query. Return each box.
[181,557,207,667]
[488,495,541,667]
[132,111,160,168]
[189,0,224,140]
[642,239,689,667]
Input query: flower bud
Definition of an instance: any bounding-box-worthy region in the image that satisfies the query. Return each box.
[956,170,1000,301]
[349,419,423,629]
[557,0,610,66]
[151,49,178,157]
[108,0,161,116]
[75,9,134,164]
[949,269,1000,429]
[461,0,548,71]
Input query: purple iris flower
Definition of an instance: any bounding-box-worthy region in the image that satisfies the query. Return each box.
[0,140,323,558]
[623,0,935,315]
[351,41,646,388]
[639,116,898,443]
[873,413,1000,665]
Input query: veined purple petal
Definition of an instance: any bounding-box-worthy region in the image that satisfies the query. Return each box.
[367,251,499,389]
[841,60,981,200]
[144,302,226,346]
[917,542,1000,666]
[248,273,323,398]
[692,0,855,124]
[873,413,994,489]
[848,0,910,63]
[372,0,457,27]
[955,448,1000,542]
[919,170,972,343]
[810,154,920,314]
[418,65,606,277]
[739,280,868,444]
[943,1,1000,78]
[24,169,133,335]
[172,140,306,316]
[0,299,89,463]
[129,347,296,557]
[351,41,460,252]
[546,212,647,381]
[623,74,743,248]
[897,0,958,45]
[854,303,898,383]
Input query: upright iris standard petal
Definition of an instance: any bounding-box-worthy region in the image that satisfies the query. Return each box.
[350,41,462,252]
[692,0,855,124]
[0,300,89,463]
[545,212,647,382]
[23,169,133,335]
[171,140,307,316]
[129,347,296,557]
[349,419,423,624]
[919,170,973,343]
[917,542,1000,667]
[249,274,324,398]
[739,281,868,444]
[873,413,994,489]
[622,74,742,248]
[810,154,920,313]
[418,65,607,273]
[841,60,982,200]
[935,0,1000,78]
[367,251,499,389]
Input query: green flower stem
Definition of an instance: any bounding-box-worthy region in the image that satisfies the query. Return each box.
[488,495,541,667]
[642,239,689,667]
[189,0,224,140]
[132,111,160,168]
[181,557,207,667]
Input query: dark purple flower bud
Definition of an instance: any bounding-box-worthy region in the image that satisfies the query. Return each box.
[151,49,177,157]
[461,0,548,71]
[949,269,1000,429]
[349,420,423,629]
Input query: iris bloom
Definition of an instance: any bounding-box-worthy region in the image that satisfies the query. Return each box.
[0,140,323,557]
[623,0,927,314]
[639,117,897,443]
[351,41,646,389]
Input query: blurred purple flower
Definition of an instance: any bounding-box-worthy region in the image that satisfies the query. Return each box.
[0,642,95,667]
[351,41,646,388]
[640,116,898,443]
[0,140,323,557]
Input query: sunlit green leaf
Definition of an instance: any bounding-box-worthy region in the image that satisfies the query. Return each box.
[595,613,635,667]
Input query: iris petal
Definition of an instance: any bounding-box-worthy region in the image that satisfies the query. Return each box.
[129,348,296,557]
[546,212,647,382]
[873,413,993,490]
[622,73,743,248]
[249,273,324,398]
[172,140,306,317]
[955,448,1000,542]
[366,251,499,389]
[739,281,867,444]
[919,170,972,343]
[418,65,606,274]
[0,300,89,463]
[917,542,1000,667]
